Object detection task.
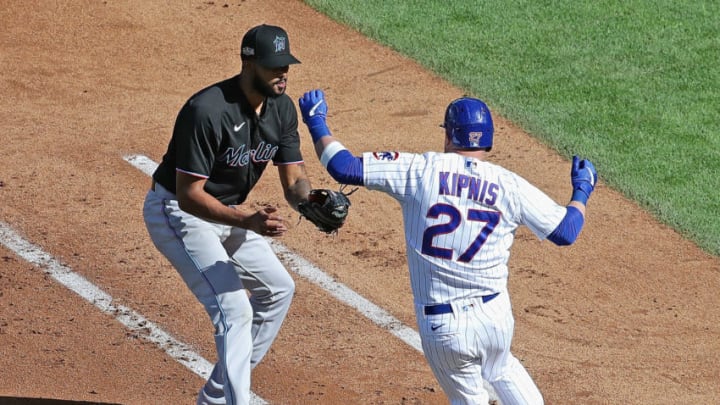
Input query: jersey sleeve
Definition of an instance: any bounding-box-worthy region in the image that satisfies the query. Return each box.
[272,95,303,165]
[362,151,423,202]
[510,173,566,239]
[174,99,220,178]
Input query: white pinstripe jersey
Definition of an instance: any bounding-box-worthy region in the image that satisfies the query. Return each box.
[363,151,566,305]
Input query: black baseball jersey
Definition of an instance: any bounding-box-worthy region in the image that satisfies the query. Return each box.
[153,75,304,205]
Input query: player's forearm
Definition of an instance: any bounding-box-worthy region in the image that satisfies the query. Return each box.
[314,136,337,159]
[177,190,255,228]
[301,90,363,185]
[547,205,585,246]
[279,163,313,211]
[284,177,312,211]
[548,155,596,245]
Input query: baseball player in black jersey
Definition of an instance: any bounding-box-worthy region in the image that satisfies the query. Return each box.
[143,24,312,405]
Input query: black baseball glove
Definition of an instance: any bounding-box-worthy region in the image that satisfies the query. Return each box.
[298,187,355,234]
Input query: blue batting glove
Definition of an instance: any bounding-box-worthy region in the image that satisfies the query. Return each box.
[298,89,331,142]
[571,156,597,204]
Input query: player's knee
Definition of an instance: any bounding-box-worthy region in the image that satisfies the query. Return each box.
[273,277,295,310]
[251,272,295,310]
[270,270,296,302]
[281,275,295,298]
[212,290,254,336]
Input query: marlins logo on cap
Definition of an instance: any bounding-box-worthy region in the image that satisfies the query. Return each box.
[241,24,301,68]
[273,36,286,53]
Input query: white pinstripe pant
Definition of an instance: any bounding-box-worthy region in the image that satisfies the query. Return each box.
[416,292,544,405]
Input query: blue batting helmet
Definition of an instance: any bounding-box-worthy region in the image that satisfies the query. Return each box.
[442,97,494,150]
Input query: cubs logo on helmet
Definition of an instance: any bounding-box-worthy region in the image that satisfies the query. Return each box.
[468,131,483,144]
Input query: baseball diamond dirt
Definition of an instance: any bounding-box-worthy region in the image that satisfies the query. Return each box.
[1,1,719,404]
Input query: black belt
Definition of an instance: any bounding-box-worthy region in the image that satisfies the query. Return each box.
[424,293,500,315]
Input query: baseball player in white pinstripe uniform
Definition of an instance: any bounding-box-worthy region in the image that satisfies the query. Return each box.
[298,89,597,405]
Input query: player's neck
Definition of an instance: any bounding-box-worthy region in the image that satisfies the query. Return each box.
[454,150,486,160]
[237,73,265,115]
[444,142,487,160]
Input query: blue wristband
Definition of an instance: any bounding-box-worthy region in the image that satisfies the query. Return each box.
[571,188,590,205]
[306,116,331,143]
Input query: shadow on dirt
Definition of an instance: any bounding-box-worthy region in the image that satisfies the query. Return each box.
[0,398,121,405]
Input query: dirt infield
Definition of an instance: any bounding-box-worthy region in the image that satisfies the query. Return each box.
[1,1,719,404]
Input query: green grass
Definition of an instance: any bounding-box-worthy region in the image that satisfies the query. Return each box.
[303,0,720,256]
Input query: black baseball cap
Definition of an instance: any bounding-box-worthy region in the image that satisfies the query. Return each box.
[241,24,301,68]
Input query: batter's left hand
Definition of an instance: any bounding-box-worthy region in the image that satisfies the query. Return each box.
[298,89,331,142]
[571,156,597,204]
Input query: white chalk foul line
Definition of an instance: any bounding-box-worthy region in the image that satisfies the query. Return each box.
[269,241,423,350]
[0,223,266,402]
[124,154,500,402]
[0,225,209,375]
